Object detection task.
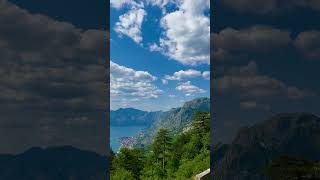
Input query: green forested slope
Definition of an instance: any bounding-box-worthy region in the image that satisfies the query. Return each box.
[111,111,210,180]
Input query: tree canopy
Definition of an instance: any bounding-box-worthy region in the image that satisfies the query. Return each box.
[111,111,210,180]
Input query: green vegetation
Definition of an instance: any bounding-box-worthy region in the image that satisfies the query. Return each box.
[111,111,210,180]
[136,97,210,146]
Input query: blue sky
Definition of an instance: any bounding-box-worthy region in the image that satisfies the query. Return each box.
[110,0,210,111]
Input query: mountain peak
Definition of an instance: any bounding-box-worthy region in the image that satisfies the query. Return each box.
[182,97,210,109]
[184,97,209,104]
[214,112,320,179]
[135,97,210,146]
[116,107,144,112]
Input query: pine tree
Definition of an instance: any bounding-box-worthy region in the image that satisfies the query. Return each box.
[192,111,210,137]
[152,128,172,177]
[112,148,144,179]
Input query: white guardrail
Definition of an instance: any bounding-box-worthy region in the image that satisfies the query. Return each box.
[195,168,210,180]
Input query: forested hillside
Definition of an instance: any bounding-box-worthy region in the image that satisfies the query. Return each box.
[111,111,210,180]
[136,97,210,147]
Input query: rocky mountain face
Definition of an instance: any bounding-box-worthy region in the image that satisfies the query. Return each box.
[136,97,210,146]
[110,108,161,126]
[0,146,107,180]
[213,113,320,180]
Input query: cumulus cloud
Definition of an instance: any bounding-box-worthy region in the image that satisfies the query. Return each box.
[0,0,107,154]
[215,61,314,112]
[165,69,202,80]
[213,26,292,60]
[164,69,210,81]
[161,79,168,85]
[110,0,142,9]
[154,0,210,65]
[147,0,171,9]
[111,61,162,99]
[202,71,210,80]
[0,0,107,110]
[212,21,320,64]
[114,7,146,44]
[221,0,320,14]
[113,0,210,65]
[294,30,320,58]
[216,61,312,99]
[111,61,157,81]
[176,81,206,96]
[149,43,162,52]
[217,75,285,97]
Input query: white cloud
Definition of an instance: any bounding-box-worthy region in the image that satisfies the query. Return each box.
[113,0,210,65]
[0,0,108,154]
[114,7,146,44]
[111,61,156,81]
[176,81,206,96]
[155,0,210,65]
[110,61,162,99]
[213,26,292,61]
[221,0,320,14]
[149,43,162,52]
[294,30,320,58]
[164,69,210,81]
[110,0,143,9]
[147,0,172,13]
[148,0,171,8]
[165,69,202,80]
[161,79,168,84]
[202,71,210,80]
[111,0,133,9]
[216,61,312,99]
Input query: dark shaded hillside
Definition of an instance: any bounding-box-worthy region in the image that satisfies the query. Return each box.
[0,146,107,180]
[265,156,320,179]
[136,97,210,146]
[111,108,160,126]
[213,113,320,180]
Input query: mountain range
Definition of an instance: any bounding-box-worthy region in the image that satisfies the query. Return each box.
[0,109,319,179]
[213,112,320,180]
[135,97,210,146]
[110,108,161,126]
[0,146,107,180]
[111,97,210,146]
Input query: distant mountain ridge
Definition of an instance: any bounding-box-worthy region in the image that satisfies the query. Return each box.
[0,146,107,180]
[136,97,210,146]
[213,112,320,180]
[110,108,161,126]
[110,97,209,150]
